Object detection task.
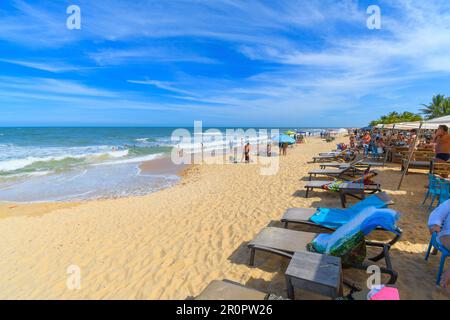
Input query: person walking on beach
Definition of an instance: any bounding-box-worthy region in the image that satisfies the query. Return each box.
[433,125,450,163]
[428,199,450,288]
[267,142,272,157]
[281,142,288,156]
[244,142,251,163]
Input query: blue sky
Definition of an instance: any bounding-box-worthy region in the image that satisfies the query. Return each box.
[0,0,450,127]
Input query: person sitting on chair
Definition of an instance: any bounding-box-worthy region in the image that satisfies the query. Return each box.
[428,199,450,288]
[442,268,450,288]
[429,199,450,249]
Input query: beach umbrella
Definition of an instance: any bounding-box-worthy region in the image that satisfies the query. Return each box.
[284,130,296,136]
[277,134,296,145]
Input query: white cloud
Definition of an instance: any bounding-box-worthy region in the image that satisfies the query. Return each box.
[1,1,450,126]
[0,59,85,73]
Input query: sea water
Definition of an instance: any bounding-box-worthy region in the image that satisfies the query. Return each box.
[0,127,329,202]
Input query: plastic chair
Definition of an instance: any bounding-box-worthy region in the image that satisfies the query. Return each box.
[423,174,441,209]
[424,232,450,285]
[438,179,450,205]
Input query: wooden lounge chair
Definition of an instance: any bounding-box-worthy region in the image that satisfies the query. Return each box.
[280,192,401,259]
[307,164,370,181]
[195,280,274,300]
[195,279,399,300]
[319,156,385,169]
[247,225,399,286]
[282,192,393,227]
[304,181,381,207]
[318,156,366,169]
[313,150,355,163]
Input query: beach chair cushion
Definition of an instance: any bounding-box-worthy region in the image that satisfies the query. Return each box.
[310,194,389,229]
[310,207,400,259]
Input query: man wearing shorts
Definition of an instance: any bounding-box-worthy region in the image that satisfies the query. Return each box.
[434,125,450,162]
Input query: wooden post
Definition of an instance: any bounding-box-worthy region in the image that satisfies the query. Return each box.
[397,122,423,190]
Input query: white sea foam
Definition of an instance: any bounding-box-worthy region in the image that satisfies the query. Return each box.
[0,149,129,172]
[93,153,165,166]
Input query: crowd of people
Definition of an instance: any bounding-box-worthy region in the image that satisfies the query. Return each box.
[346,125,450,163]
[345,125,450,289]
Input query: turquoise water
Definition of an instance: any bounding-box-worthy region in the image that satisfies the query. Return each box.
[0,127,178,202]
[0,127,328,202]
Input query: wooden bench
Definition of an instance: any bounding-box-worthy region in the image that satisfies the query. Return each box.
[401,150,435,174]
[390,146,410,163]
[431,162,450,177]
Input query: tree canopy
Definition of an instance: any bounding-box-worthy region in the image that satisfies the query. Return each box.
[369,94,450,126]
[369,111,422,127]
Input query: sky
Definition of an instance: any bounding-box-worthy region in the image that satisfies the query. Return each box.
[0,0,450,127]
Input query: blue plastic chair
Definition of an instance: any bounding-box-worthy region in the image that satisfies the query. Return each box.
[424,232,450,285]
[438,179,450,206]
[423,174,441,209]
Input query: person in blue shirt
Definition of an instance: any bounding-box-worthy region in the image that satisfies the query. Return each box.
[428,199,450,288]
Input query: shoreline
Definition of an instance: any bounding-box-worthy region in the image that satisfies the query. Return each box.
[0,137,448,299]
[0,154,187,210]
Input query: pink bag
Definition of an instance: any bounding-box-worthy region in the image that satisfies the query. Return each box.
[368,286,400,300]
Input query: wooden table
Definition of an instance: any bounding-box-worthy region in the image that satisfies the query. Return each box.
[285,251,342,300]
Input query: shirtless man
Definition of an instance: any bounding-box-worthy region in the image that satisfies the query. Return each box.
[434,125,450,162]
[428,199,450,288]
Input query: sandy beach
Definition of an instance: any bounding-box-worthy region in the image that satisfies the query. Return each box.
[0,137,449,300]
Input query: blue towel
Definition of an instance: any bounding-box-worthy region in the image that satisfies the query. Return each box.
[312,207,400,255]
[309,194,388,229]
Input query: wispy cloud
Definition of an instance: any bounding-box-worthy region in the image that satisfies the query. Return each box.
[127,79,195,96]
[1,1,450,126]
[89,47,218,66]
[0,59,85,73]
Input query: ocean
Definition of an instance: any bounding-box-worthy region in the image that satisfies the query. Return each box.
[0,127,329,202]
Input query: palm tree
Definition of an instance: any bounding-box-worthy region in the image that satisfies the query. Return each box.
[421,94,450,120]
